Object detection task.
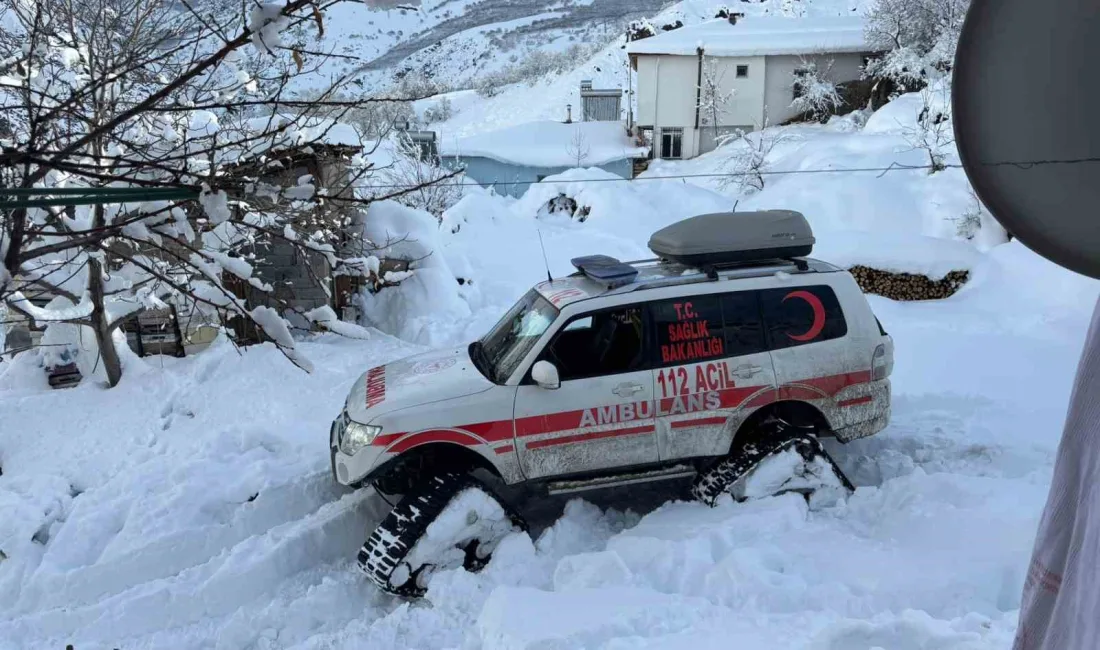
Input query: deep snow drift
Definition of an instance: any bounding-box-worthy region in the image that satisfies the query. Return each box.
[3,86,1100,648]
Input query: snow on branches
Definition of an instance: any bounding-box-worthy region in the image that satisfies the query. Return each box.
[865,0,970,87]
[790,59,842,121]
[249,3,292,55]
[0,0,453,386]
[697,57,735,142]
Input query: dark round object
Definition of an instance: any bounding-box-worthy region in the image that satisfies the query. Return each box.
[953,1,1100,278]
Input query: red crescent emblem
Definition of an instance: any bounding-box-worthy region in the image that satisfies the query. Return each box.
[782,290,826,341]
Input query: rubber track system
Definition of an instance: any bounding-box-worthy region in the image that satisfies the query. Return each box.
[691,434,855,506]
[358,472,524,598]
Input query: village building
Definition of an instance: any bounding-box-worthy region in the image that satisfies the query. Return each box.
[626,15,878,160]
[440,120,648,198]
[440,80,647,198]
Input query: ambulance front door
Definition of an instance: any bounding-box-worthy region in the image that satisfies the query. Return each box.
[513,303,659,479]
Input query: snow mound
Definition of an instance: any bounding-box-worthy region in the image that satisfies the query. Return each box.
[733,446,847,507]
[813,609,1013,650]
[440,121,647,167]
[357,200,473,345]
[814,230,984,279]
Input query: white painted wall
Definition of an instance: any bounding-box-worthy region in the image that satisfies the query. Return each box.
[635,55,698,130]
[702,55,767,130]
[764,53,867,125]
[634,50,868,159]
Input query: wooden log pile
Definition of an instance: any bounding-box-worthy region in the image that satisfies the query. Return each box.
[848,265,970,301]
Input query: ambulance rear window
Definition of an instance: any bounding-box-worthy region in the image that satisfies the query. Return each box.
[759,285,847,349]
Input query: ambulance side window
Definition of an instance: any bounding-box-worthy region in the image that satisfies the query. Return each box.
[650,295,727,368]
[719,291,767,356]
[759,285,847,349]
[539,306,646,381]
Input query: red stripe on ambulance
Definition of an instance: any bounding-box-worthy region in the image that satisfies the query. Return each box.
[670,416,728,429]
[526,424,656,450]
[368,368,875,450]
[365,366,386,408]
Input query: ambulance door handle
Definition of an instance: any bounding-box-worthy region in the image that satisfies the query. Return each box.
[733,364,763,378]
[613,382,644,397]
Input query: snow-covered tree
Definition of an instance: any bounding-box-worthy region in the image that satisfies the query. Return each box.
[865,0,970,87]
[717,115,789,194]
[902,84,954,173]
[790,59,842,121]
[379,132,464,219]
[422,97,453,124]
[0,0,449,386]
[567,130,591,168]
[697,57,736,141]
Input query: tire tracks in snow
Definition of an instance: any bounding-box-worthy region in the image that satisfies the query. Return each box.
[0,469,384,645]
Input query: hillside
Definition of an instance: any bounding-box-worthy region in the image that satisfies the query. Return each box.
[316,0,872,98]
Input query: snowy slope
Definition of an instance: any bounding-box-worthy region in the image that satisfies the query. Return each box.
[3,147,1099,649]
[4,2,1100,647]
[422,0,873,137]
[1,225,1096,649]
[315,0,668,94]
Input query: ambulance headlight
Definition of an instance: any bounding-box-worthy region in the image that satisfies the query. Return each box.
[339,421,382,456]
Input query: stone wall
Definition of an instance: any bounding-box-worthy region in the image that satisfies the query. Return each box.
[848,265,970,301]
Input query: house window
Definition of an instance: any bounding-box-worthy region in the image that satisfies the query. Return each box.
[660,128,683,159]
[793,66,811,100]
[736,65,749,78]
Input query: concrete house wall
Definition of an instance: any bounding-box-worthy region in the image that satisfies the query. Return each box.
[633,50,868,159]
[763,52,867,125]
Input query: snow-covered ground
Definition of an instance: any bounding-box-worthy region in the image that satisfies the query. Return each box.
[3,146,1099,648]
[3,1,1099,644]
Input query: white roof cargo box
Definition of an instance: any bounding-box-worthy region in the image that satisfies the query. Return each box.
[648,210,814,267]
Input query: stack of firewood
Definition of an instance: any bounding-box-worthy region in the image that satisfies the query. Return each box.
[848,265,970,301]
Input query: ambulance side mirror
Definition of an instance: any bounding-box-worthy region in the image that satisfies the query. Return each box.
[531,360,560,390]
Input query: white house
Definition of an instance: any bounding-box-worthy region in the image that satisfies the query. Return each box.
[626,15,878,160]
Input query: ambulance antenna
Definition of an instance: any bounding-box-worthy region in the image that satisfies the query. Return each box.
[537,228,553,284]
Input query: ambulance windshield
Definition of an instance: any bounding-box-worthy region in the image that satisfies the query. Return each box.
[476,289,559,383]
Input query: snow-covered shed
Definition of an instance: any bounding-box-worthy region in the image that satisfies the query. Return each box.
[440,121,649,198]
[626,16,879,159]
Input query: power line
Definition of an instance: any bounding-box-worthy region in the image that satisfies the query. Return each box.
[349,156,1100,190]
[7,156,1097,199]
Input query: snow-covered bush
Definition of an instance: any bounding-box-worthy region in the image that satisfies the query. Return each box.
[378,133,464,219]
[903,85,954,173]
[395,71,450,99]
[865,0,970,87]
[474,44,601,96]
[422,97,453,124]
[790,60,842,121]
[717,125,790,194]
[357,201,472,345]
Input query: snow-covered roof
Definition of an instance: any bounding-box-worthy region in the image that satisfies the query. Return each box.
[625,16,872,58]
[242,115,362,150]
[439,121,648,168]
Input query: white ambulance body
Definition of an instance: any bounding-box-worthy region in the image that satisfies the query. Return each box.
[330,213,893,496]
